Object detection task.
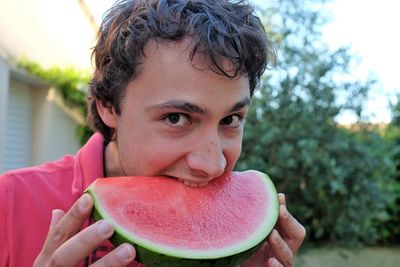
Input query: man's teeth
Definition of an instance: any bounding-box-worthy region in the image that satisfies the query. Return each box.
[178,178,208,187]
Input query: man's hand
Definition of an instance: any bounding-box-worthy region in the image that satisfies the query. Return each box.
[240,193,306,267]
[33,194,136,267]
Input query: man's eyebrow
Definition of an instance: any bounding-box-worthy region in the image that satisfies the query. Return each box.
[230,97,251,112]
[147,97,250,114]
[147,100,206,114]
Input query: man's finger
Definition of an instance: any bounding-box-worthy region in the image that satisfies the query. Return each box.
[49,220,115,266]
[91,244,136,267]
[33,209,66,266]
[268,257,284,267]
[277,205,306,252]
[267,229,294,267]
[49,209,65,231]
[41,194,94,256]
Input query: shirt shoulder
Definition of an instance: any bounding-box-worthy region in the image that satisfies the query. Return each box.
[0,133,105,267]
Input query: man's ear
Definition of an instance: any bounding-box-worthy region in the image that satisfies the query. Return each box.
[96,100,118,128]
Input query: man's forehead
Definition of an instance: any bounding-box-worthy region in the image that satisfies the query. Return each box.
[142,38,203,67]
[141,38,243,79]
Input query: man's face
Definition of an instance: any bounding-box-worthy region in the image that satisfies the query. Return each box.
[101,40,250,187]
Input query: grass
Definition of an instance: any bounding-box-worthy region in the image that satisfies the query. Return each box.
[295,246,400,267]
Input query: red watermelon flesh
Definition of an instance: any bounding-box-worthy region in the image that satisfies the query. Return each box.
[86,170,279,264]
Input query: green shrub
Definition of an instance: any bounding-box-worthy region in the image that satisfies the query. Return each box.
[236,0,396,246]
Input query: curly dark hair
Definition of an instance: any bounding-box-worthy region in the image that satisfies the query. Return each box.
[88,0,276,143]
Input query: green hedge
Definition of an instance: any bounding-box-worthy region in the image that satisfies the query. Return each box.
[236,86,396,246]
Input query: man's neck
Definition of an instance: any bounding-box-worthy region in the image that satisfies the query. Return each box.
[104,140,125,177]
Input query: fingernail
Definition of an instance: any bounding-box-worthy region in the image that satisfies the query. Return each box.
[117,244,134,260]
[97,220,113,236]
[278,193,286,206]
[50,209,63,240]
[50,209,58,225]
[273,258,281,267]
[272,229,280,243]
[79,194,91,210]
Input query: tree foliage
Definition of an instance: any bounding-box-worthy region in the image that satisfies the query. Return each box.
[379,95,400,244]
[237,0,395,246]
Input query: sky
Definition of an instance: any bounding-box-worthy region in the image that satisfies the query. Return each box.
[321,0,400,123]
[88,0,400,124]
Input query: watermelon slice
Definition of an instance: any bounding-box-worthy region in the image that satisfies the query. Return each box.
[86,170,279,267]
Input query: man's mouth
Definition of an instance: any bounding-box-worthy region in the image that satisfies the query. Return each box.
[163,175,209,187]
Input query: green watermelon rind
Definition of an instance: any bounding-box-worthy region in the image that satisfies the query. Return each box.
[86,170,279,267]
[92,207,265,267]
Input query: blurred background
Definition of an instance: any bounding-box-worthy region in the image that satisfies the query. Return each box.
[0,0,399,266]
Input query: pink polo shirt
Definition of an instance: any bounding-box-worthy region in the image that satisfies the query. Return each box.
[0,133,142,266]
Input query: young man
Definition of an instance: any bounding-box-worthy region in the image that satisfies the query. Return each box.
[0,0,305,266]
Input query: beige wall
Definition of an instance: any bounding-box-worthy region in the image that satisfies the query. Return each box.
[0,0,96,70]
[30,87,81,166]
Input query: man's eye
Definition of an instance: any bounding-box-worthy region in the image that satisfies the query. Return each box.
[164,113,190,127]
[220,115,242,127]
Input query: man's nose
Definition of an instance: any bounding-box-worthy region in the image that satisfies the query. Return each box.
[186,132,227,179]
